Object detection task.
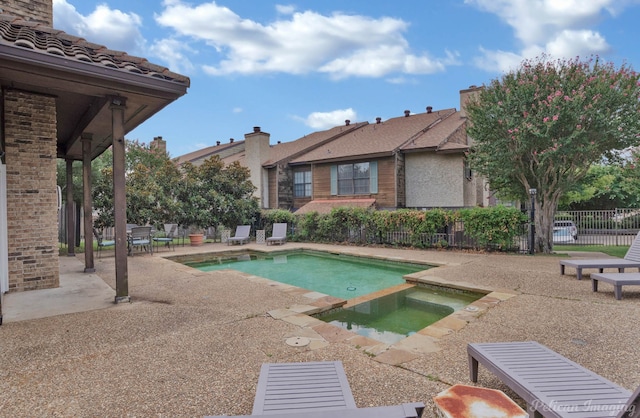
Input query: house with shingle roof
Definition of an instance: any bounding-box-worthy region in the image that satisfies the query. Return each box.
[0,0,189,322]
[284,96,483,213]
[174,87,486,214]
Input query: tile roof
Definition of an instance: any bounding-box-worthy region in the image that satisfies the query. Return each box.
[289,108,462,164]
[263,122,368,167]
[0,14,189,85]
[295,198,376,215]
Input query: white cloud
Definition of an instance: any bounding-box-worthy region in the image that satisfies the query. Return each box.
[149,38,195,75]
[465,0,627,72]
[52,0,146,54]
[276,4,296,15]
[298,108,358,130]
[156,1,456,78]
[546,30,610,57]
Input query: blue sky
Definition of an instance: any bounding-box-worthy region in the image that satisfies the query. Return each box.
[52,0,640,158]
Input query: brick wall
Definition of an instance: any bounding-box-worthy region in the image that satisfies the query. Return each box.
[0,0,53,25]
[4,89,59,291]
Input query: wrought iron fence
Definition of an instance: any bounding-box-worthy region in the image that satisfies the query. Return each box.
[554,209,640,246]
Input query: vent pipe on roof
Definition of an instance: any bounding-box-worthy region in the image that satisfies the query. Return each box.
[345,119,350,126]
[426,106,433,113]
[404,110,410,117]
[253,126,261,133]
[376,117,382,124]
[230,138,234,143]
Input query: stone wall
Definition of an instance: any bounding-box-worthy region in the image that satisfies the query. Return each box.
[4,89,59,291]
[1,0,53,25]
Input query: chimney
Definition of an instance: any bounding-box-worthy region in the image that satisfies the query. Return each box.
[216,141,220,146]
[404,110,410,117]
[150,136,167,153]
[345,120,350,126]
[460,85,482,118]
[376,117,382,124]
[244,127,271,208]
[230,138,234,143]
[426,106,433,114]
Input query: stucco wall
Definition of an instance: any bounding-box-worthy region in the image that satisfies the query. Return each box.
[4,89,59,291]
[405,153,464,208]
[1,0,52,25]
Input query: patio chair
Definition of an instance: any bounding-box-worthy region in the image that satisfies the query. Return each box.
[128,226,153,256]
[153,223,177,252]
[93,227,115,258]
[227,225,251,246]
[468,341,640,418]
[559,231,640,280]
[266,223,287,246]
[206,361,424,417]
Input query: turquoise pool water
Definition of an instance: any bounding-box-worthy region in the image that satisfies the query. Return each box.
[318,287,483,344]
[186,251,428,299]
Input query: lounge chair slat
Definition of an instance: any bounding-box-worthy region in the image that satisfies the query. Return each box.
[468,341,635,418]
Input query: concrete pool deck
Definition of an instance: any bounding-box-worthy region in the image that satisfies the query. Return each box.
[1,242,639,417]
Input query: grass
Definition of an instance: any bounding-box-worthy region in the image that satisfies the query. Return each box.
[554,245,629,258]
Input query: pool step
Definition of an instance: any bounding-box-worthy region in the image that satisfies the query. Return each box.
[405,290,474,311]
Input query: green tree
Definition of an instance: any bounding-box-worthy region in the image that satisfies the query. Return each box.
[467,55,640,253]
[175,157,259,232]
[92,140,181,228]
[559,164,640,210]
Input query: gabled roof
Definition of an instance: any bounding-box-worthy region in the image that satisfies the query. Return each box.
[175,140,245,165]
[400,111,468,153]
[263,122,368,167]
[289,108,463,164]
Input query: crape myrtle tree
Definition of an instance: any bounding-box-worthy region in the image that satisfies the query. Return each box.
[467,55,640,253]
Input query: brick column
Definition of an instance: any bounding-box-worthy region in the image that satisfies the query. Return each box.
[4,89,59,291]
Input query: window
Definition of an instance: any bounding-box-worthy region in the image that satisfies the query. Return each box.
[294,170,312,197]
[338,162,370,195]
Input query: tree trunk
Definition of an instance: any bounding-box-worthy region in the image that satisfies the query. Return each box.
[534,193,559,254]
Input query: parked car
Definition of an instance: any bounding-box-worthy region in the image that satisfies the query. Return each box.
[553,220,578,240]
[553,227,576,243]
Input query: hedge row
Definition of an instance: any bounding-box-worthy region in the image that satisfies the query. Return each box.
[259,206,528,251]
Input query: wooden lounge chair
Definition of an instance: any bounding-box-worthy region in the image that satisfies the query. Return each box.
[468,341,640,418]
[227,225,251,246]
[559,232,640,280]
[205,361,424,417]
[266,223,287,246]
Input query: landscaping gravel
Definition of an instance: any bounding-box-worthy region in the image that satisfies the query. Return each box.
[1,243,639,417]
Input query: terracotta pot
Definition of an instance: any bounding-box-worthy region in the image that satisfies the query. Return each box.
[188,233,204,246]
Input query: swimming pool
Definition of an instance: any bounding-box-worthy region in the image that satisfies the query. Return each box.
[318,286,483,344]
[185,250,429,299]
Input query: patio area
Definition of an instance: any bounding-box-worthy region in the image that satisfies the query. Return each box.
[1,242,639,416]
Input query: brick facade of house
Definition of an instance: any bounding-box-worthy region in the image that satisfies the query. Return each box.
[0,0,52,25]
[4,89,60,291]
